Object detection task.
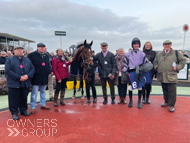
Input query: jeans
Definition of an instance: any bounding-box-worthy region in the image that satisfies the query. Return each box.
[30,85,47,109]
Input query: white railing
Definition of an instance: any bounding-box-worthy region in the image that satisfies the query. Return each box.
[0,65,6,79]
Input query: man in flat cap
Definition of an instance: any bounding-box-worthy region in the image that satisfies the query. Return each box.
[94,42,117,104]
[28,43,52,114]
[5,45,35,120]
[154,40,185,112]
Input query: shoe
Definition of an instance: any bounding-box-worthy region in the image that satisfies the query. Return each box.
[41,106,50,110]
[12,114,19,120]
[169,107,175,112]
[87,99,90,103]
[161,103,168,107]
[72,95,76,99]
[123,98,127,104]
[49,97,54,101]
[93,98,97,103]
[30,109,36,114]
[81,95,85,99]
[111,98,115,104]
[54,102,58,107]
[103,99,108,104]
[20,111,30,116]
[118,97,123,104]
[60,100,65,105]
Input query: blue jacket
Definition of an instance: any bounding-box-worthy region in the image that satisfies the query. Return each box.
[5,55,35,88]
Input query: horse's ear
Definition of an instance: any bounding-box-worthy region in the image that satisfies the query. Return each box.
[84,40,87,45]
[90,41,93,46]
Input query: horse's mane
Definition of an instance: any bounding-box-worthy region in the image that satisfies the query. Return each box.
[74,45,84,64]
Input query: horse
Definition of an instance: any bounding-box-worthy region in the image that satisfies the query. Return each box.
[69,40,94,99]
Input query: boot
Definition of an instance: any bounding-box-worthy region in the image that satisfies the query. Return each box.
[87,98,90,103]
[60,90,65,105]
[103,98,108,104]
[54,92,59,107]
[138,90,142,109]
[118,97,123,104]
[123,97,127,104]
[142,86,146,104]
[128,91,133,107]
[111,98,115,104]
[146,84,151,104]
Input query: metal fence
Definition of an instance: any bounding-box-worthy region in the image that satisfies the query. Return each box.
[0,65,6,79]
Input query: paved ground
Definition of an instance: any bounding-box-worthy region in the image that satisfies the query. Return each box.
[0,96,190,143]
[0,85,189,110]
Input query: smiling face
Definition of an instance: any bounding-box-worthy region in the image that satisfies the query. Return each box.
[101,46,108,52]
[145,42,152,50]
[163,44,172,51]
[133,44,139,50]
[118,49,124,56]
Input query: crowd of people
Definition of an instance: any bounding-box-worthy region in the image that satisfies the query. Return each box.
[3,38,187,120]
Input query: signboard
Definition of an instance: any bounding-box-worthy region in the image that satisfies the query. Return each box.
[177,64,189,80]
[55,31,66,36]
[183,24,189,32]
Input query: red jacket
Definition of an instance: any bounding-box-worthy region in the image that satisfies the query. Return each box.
[52,57,71,81]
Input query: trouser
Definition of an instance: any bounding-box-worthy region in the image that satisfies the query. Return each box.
[100,77,115,99]
[117,77,127,97]
[30,85,47,109]
[161,83,177,107]
[8,87,29,114]
[48,74,54,98]
[55,78,67,93]
[85,74,97,99]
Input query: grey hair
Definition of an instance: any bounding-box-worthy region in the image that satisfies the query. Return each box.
[56,48,63,53]
[1,51,6,54]
[117,48,124,51]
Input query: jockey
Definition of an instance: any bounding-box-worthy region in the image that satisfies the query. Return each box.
[124,38,149,109]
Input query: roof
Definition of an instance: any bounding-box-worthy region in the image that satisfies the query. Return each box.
[0,33,35,43]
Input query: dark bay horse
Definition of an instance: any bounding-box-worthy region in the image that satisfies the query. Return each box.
[70,40,94,99]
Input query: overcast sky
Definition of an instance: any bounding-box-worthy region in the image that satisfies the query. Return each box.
[0,0,190,53]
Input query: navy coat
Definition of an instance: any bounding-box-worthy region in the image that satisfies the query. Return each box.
[28,51,51,85]
[5,56,35,88]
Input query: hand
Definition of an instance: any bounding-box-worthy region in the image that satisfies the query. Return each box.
[51,72,54,76]
[173,66,177,71]
[70,57,73,62]
[122,69,124,72]
[58,79,61,83]
[116,71,118,74]
[20,76,25,81]
[111,75,115,79]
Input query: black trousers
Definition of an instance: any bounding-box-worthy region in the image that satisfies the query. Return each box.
[161,83,177,107]
[55,78,67,93]
[85,74,97,99]
[117,77,127,97]
[8,87,29,114]
[100,77,115,99]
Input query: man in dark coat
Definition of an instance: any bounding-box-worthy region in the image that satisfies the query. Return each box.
[28,43,52,114]
[0,51,7,64]
[94,42,117,104]
[5,45,35,120]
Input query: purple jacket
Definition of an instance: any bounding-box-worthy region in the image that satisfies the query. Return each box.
[124,49,148,72]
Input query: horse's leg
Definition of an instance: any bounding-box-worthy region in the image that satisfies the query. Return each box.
[80,75,85,99]
[72,76,77,99]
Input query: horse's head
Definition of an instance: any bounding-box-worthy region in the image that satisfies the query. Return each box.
[82,40,94,65]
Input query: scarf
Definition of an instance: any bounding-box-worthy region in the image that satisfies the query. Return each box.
[56,55,65,62]
[116,54,125,71]
[144,49,151,60]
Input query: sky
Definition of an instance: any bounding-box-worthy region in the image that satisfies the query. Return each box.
[0,0,190,53]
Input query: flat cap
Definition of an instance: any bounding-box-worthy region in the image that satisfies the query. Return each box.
[100,42,108,46]
[37,43,46,47]
[14,45,24,50]
[163,40,172,45]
